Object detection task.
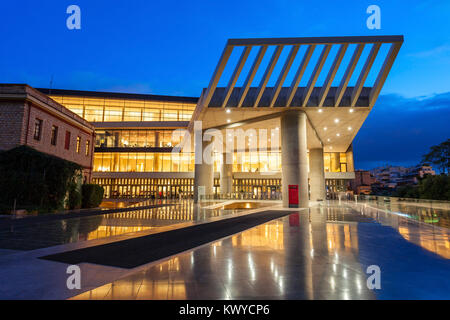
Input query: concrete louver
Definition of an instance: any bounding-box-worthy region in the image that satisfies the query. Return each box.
[200,36,403,110]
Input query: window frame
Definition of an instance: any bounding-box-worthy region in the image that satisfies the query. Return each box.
[50,125,58,146]
[33,118,43,141]
[64,131,71,150]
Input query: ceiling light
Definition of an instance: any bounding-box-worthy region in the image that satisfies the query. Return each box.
[226,109,231,113]
[334,118,339,123]
[227,119,231,123]
[324,127,327,131]
[318,109,323,113]
[329,146,333,150]
[336,133,340,137]
[349,108,354,113]
[347,126,352,130]
[275,127,279,130]
[327,138,331,142]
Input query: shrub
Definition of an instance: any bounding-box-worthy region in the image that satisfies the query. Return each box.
[0,146,82,212]
[81,184,104,208]
[68,188,82,210]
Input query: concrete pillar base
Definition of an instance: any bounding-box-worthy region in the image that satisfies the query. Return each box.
[281,110,309,208]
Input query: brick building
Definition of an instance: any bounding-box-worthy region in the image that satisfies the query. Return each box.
[350,170,377,195]
[0,84,95,182]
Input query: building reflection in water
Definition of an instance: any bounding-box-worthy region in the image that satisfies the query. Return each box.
[72,206,375,300]
[358,204,450,259]
[71,200,243,244]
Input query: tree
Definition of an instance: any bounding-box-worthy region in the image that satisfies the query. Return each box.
[421,139,450,174]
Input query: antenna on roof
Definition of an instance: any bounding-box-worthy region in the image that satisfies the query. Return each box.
[49,74,54,95]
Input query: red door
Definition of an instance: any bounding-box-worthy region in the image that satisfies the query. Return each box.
[289,185,299,208]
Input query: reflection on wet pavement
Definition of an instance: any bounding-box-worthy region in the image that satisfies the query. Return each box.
[72,205,378,300]
[359,199,449,228]
[72,202,450,300]
[0,200,250,251]
[354,203,450,259]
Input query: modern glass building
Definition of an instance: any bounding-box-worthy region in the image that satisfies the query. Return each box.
[36,35,403,206]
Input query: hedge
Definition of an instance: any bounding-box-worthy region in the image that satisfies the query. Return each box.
[0,146,82,212]
[81,184,104,208]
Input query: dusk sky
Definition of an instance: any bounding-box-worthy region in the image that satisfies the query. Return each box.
[1,0,449,169]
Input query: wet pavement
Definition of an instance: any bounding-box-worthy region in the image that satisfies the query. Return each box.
[71,202,450,300]
[0,200,249,250]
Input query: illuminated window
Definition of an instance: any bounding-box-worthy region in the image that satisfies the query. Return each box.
[104,106,122,122]
[84,105,104,122]
[85,140,90,156]
[76,136,81,153]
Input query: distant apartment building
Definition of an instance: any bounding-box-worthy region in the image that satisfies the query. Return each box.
[398,165,436,186]
[350,170,376,195]
[0,84,96,182]
[370,166,409,189]
[369,164,435,189]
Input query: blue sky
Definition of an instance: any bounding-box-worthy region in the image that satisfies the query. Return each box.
[0,0,449,169]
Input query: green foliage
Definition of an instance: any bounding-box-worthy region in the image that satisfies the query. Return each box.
[393,185,420,199]
[68,187,82,210]
[417,174,450,201]
[81,184,104,208]
[422,139,450,174]
[0,146,82,212]
[394,175,450,201]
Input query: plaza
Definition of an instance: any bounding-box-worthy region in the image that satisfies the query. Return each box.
[0,35,449,301]
[0,199,448,299]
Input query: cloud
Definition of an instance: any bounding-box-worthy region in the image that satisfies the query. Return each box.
[353,92,450,170]
[408,44,450,58]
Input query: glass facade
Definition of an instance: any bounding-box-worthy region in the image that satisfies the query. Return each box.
[49,91,354,201]
[95,129,183,148]
[324,152,348,173]
[93,152,195,172]
[49,95,196,122]
[93,177,283,199]
[93,151,347,173]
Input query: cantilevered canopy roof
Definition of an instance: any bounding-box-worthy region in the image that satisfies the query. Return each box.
[189,35,403,152]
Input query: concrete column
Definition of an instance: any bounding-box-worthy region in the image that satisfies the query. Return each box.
[309,148,326,201]
[346,144,354,172]
[281,110,309,208]
[220,152,233,195]
[194,137,214,203]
